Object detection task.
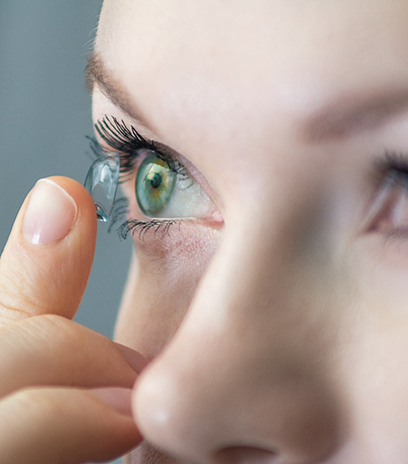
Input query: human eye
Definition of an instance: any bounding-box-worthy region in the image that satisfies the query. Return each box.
[365,152,408,239]
[88,116,218,239]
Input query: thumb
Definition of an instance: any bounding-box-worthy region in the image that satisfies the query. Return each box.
[0,176,97,327]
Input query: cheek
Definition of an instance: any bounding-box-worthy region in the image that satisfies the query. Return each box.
[114,231,220,359]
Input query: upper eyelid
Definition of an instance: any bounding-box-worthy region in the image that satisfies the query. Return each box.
[93,116,187,178]
[87,117,222,240]
[95,116,180,174]
[92,115,221,212]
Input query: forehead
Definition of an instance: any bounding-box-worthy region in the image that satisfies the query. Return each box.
[98,0,407,123]
[97,0,408,98]
[95,0,408,196]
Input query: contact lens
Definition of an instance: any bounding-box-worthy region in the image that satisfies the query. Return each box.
[135,153,176,217]
[84,153,120,222]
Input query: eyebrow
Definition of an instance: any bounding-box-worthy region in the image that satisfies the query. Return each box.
[303,88,408,143]
[87,53,408,144]
[85,52,153,131]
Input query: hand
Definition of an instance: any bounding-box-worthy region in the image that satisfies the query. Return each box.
[0,177,144,463]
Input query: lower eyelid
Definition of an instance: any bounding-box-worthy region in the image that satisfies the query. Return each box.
[110,183,220,242]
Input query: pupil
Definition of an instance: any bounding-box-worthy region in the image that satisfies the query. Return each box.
[150,172,162,189]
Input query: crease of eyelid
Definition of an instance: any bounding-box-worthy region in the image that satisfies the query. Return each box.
[86,51,223,214]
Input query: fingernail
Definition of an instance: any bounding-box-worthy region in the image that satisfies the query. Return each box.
[115,342,150,374]
[89,387,133,417]
[22,179,77,246]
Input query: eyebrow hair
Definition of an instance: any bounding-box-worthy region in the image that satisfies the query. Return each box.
[85,52,153,131]
[302,88,408,143]
[86,53,408,144]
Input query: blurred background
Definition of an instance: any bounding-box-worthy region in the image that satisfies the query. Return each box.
[0,2,132,462]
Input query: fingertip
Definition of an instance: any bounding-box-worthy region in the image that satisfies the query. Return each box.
[46,176,97,237]
[0,176,98,322]
[0,387,142,463]
[15,176,97,249]
[88,387,134,417]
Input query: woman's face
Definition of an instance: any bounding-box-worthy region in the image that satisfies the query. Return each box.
[90,1,408,462]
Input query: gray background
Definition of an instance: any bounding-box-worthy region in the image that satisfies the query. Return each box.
[0,2,133,462]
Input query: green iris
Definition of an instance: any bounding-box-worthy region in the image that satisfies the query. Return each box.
[135,153,177,217]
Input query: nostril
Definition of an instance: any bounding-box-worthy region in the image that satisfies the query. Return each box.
[214,446,279,464]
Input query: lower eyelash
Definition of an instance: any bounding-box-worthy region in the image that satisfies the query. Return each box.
[119,218,180,241]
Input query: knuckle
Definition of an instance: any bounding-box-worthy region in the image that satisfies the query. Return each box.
[20,314,79,350]
[0,315,80,362]
[0,272,47,328]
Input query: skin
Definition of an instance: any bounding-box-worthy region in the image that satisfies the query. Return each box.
[95,0,408,462]
[1,0,408,463]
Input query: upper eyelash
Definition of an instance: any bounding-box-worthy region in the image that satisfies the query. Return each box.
[93,115,186,178]
[365,150,408,197]
[376,151,408,179]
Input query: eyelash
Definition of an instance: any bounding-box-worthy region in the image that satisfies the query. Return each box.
[87,115,186,240]
[376,151,408,182]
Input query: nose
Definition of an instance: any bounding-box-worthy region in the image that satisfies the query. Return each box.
[134,350,340,463]
[132,221,344,463]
